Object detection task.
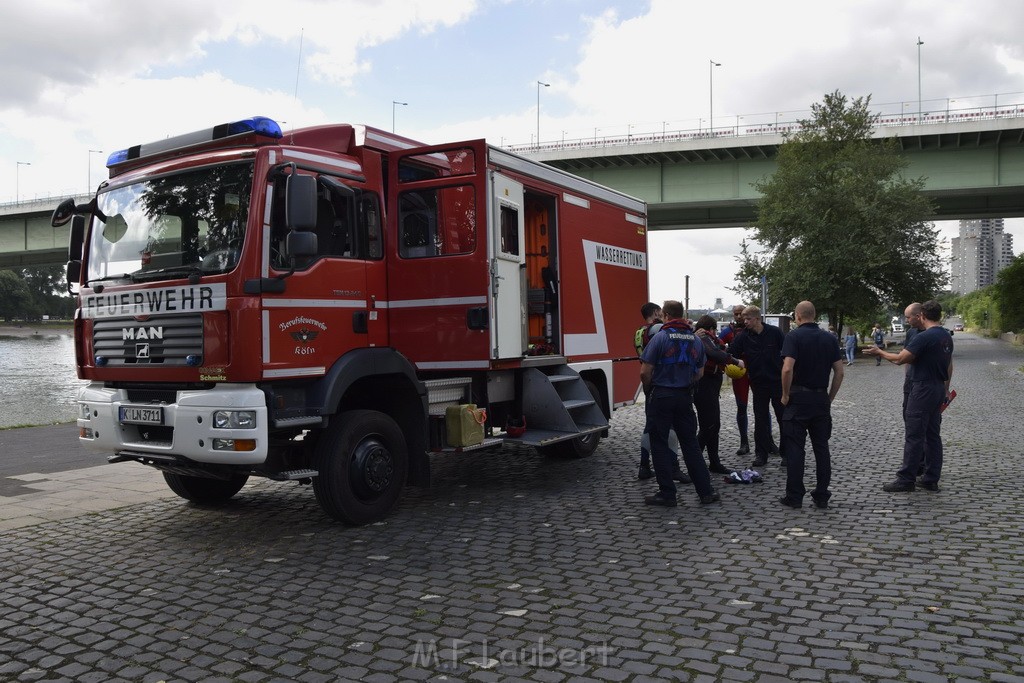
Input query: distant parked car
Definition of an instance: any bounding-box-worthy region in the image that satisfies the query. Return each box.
[953,323,964,331]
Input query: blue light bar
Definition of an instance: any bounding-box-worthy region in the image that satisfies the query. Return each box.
[106,116,284,168]
[226,117,283,138]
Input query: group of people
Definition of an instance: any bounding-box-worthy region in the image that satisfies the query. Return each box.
[843,323,887,366]
[634,298,954,507]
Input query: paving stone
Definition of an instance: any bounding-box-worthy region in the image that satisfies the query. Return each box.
[1,334,1023,681]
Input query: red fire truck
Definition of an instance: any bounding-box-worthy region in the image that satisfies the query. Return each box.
[52,116,648,524]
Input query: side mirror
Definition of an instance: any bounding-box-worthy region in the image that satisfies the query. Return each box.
[52,197,78,227]
[285,230,318,260]
[68,215,85,261]
[285,174,317,230]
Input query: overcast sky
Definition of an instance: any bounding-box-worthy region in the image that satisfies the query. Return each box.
[2,0,1022,307]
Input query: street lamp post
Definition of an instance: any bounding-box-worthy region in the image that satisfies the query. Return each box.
[709,59,721,136]
[15,161,30,203]
[392,101,407,133]
[536,80,550,149]
[88,149,103,192]
[917,37,924,123]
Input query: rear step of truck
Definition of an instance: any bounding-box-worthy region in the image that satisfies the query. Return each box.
[423,367,606,451]
[506,366,607,446]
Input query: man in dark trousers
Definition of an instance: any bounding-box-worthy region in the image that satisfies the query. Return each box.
[634,302,689,483]
[729,305,786,468]
[719,305,751,455]
[694,314,744,474]
[778,301,845,509]
[865,299,953,492]
[639,300,718,507]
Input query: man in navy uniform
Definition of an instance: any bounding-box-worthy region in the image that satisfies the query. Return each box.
[778,301,845,509]
[865,299,953,492]
[639,300,718,507]
[729,305,786,468]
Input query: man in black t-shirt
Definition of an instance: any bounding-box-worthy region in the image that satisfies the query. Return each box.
[866,300,954,492]
[778,301,845,508]
[729,305,786,468]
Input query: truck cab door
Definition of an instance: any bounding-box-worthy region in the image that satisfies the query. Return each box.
[385,140,490,369]
[490,173,526,359]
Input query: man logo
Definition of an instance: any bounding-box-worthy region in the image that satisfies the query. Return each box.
[136,343,151,359]
[123,326,164,340]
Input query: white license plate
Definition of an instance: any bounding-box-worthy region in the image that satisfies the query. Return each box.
[119,406,164,425]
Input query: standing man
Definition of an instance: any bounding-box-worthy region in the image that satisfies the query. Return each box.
[693,315,744,474]
[865,300,953,492]
[640,301,718,506]
[719,305,752,455]
[729,305,786,468]
[871,323,886,366]
[778,301,845,509]
[634,302,689,483]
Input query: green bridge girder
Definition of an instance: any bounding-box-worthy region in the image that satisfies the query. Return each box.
[3,117,1024,268]
[528,117,1024,229]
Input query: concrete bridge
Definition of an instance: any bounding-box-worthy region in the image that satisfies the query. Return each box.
[3,105,1024,268]
[520,115,1024,230]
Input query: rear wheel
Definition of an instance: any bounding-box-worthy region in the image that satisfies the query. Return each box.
[163,472,249,504]
[313,409,408,525]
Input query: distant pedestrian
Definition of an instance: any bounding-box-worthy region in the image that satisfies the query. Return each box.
[871,323,885,366]
[843,328,857,365]
[729,305,786,468]
[779,301,845,509]
[865,300,954,492]
[640,301,718,506]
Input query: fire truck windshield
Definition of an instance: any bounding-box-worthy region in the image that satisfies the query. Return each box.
[86,162,253,284]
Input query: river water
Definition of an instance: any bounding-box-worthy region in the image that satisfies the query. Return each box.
[0,330,84,428]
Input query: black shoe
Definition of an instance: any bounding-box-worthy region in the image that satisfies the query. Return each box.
[708,463,732,475]
[812,497,830,509]
[779,496,802,509]
[750,457,768,467]
[768,443,780,455]
[882,480,915,492]
[644,493,677,507]
[638,465,654,480]
[735,443,750,456]
[699,491,721,505]
[672,470,692,484]
[918,481,940,492]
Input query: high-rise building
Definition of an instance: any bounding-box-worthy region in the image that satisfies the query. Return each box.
[950,218,1015,294]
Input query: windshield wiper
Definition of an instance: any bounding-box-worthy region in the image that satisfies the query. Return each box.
[132,265,203,284]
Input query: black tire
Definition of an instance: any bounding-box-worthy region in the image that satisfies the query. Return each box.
[312,409,408,525]
[538,380,603,459]
[163,472,248,504]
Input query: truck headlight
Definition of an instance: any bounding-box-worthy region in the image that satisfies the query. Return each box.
[212,410,257,429]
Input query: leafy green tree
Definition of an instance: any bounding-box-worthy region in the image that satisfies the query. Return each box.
[994,254,1024,333]
[736,90,944,331]
[20,265,75,319]
[0,269,33,321]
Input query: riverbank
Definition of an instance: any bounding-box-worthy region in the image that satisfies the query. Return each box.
[0,323,73,338]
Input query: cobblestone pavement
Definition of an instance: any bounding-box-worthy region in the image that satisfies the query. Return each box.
[2,332,1023,683]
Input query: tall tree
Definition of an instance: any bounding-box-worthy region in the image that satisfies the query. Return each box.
[0,269,33,321]
[736,90,944,330]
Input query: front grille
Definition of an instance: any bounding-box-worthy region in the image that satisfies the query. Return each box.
[93,314,203,366]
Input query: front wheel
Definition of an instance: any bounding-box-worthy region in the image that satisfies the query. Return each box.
[313,410,408,525]
[163,472,249,504]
